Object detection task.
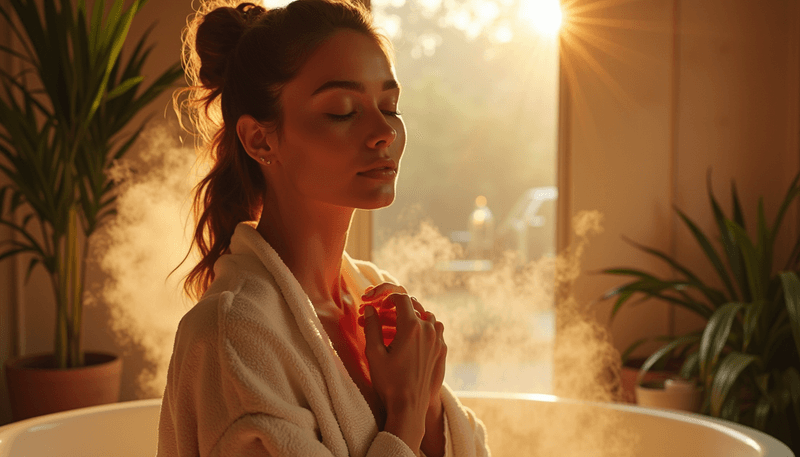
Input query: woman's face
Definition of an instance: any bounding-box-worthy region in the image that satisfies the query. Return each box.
[269,28,406,211]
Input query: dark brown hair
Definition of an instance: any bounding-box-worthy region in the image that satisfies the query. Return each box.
[177,0,389,300]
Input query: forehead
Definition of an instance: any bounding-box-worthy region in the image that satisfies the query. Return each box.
[289,29,397,95]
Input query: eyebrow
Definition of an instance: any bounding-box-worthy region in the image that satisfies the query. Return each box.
[311,79,400,96]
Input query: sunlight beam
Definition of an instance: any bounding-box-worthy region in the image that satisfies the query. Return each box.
[518,0,564,37]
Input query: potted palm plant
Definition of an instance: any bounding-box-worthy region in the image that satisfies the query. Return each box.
[0,0,182,420]
[600,170,800,453]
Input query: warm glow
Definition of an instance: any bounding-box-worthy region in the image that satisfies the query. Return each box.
[475,195,487,207]
[519,0,564,37]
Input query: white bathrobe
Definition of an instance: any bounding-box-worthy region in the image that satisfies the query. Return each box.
[158,222,490,457]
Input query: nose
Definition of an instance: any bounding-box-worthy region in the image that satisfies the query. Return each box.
[367,112,398,149]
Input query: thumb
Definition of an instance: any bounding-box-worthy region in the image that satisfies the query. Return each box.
[362,305,386,355]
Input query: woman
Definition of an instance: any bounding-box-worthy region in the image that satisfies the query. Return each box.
[158,1,490,456]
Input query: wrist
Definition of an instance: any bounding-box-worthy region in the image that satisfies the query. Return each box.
[421,396,445,457]
[384,409,425,452]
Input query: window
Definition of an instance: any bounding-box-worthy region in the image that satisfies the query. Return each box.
[367,0,562,393]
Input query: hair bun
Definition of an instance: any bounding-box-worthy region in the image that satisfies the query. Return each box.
[195,3,266,91]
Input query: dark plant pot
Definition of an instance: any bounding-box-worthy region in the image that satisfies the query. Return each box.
[4,352,122,422]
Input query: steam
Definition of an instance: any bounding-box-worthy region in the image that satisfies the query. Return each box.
[93,125,633,455]
[92,124,200,398]
[376,210,638,455]
[373,210,622,400]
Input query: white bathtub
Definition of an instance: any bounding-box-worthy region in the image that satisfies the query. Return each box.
[0,392,793,456]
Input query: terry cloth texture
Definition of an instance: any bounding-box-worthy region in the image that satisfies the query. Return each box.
[158,222,491,457]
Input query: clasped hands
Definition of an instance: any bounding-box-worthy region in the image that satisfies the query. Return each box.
[356,283,447,453]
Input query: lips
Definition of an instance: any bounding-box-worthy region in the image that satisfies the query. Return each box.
[357,167,397,180]
[359,160,397,174]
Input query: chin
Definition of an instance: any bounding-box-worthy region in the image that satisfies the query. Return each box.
[355,193,395,210]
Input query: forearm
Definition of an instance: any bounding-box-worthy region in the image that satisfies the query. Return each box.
[420,398,445,457]
[384,402,426,457]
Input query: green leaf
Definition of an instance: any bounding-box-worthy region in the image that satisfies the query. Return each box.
[699,302,745,384]
[756,199,771,295]
[779,271,800,359]
[743,300,765,352]
[770,171,800,245]
[719,389,741,423]
[637,333,701,385]
[730,180,746,230]
[680,350,700,379]
[753,396,771,430]
[763,324,792,366]
[88,0,104,52]
[676,207,739,302]
[621,235,729,307]
[710,352,760,417]
[784,235,800,271]
[707,169,745,302]
[105,76,143,101]
[24,257,40,282]
[725,220,763,300]
[606,278,715,321]
[783,368,800,436]
[0,43,34,64]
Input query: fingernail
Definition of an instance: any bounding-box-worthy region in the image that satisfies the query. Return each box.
[363,288,376,298]
[364,305,375,317]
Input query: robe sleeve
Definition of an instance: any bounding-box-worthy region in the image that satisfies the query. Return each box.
[210,415,415,457]
[158,290,418,457]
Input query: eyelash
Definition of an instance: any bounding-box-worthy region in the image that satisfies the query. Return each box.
[327,110,403,121]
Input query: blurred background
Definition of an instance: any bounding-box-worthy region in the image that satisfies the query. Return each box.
[0,0,798,426]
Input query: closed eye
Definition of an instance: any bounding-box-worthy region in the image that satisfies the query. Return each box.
[327,112,357,121]
[327,110,402,121]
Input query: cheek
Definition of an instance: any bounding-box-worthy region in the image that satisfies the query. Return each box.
[394,118,407,152]
[289,116,348,160]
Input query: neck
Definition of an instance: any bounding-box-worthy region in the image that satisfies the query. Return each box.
[256,192,356,311]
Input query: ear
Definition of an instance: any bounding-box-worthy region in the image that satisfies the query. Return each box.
[236,115,272,162]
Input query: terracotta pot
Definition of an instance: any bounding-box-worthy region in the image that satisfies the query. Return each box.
[620,357,681,403]
[635,378,703,413]
[4,352,122,422]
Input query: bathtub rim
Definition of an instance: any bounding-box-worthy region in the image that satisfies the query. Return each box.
[0,392,793,456]
[456,391,793,456]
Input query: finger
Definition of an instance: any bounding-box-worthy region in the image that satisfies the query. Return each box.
[357,311,397,328]
[389,293,417,326]
[434,320,444,339]
[361,282,408,302]
[362,306,386,354]
[408,296,426,316]
[359,296,399,313]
